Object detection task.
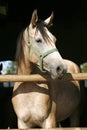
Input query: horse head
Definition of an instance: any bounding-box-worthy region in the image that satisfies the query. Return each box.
[25,10,67,79]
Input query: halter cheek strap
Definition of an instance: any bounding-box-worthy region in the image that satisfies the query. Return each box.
[28,43,58,72]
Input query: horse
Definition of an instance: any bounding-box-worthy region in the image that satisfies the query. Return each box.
[12,10,81,128]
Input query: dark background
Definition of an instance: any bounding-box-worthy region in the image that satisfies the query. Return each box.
[0,0,87,65]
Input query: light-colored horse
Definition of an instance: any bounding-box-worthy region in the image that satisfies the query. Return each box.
[12,10,80,128]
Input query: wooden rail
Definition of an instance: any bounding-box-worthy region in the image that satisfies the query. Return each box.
[2,128,87,130]
[0,73,87,82]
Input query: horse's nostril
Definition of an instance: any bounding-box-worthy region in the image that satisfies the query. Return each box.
[56,66,61,73]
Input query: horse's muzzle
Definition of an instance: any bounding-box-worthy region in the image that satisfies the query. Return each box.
[50,63,67,79]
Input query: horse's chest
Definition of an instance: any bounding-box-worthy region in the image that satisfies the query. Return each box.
[28,92,51,122]
[30,105,49,122]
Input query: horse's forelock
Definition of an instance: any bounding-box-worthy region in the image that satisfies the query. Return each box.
[36,20,51,42]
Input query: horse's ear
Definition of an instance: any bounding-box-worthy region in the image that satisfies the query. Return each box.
[44,11,54,27]
[30,9,38,28]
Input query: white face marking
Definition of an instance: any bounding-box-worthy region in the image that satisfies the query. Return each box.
[32,27,56,54]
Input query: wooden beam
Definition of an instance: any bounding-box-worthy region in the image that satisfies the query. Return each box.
[0,73,87,82]
[2,128,87,130]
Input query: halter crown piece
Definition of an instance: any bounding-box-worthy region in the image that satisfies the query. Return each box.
[27,27,58,72]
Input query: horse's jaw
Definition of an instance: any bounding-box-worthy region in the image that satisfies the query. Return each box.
[43,57,67,80]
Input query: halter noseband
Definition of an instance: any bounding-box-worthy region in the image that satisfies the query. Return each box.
[27,28,58,72]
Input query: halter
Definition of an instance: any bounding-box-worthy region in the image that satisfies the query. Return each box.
[27,28,58,72]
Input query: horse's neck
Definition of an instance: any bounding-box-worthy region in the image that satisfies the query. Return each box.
[17,51,41,75]
[17,61,46,75]
[16,37,32,75]
[17,58,49,77]
[17,60,32,75]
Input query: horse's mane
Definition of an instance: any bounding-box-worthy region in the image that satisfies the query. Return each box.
[15,30,24,63]
[36,20,51,42]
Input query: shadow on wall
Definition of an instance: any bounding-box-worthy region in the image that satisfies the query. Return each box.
[0,86,17,128]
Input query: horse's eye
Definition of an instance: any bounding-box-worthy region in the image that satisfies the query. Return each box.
[36,39,42,43]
